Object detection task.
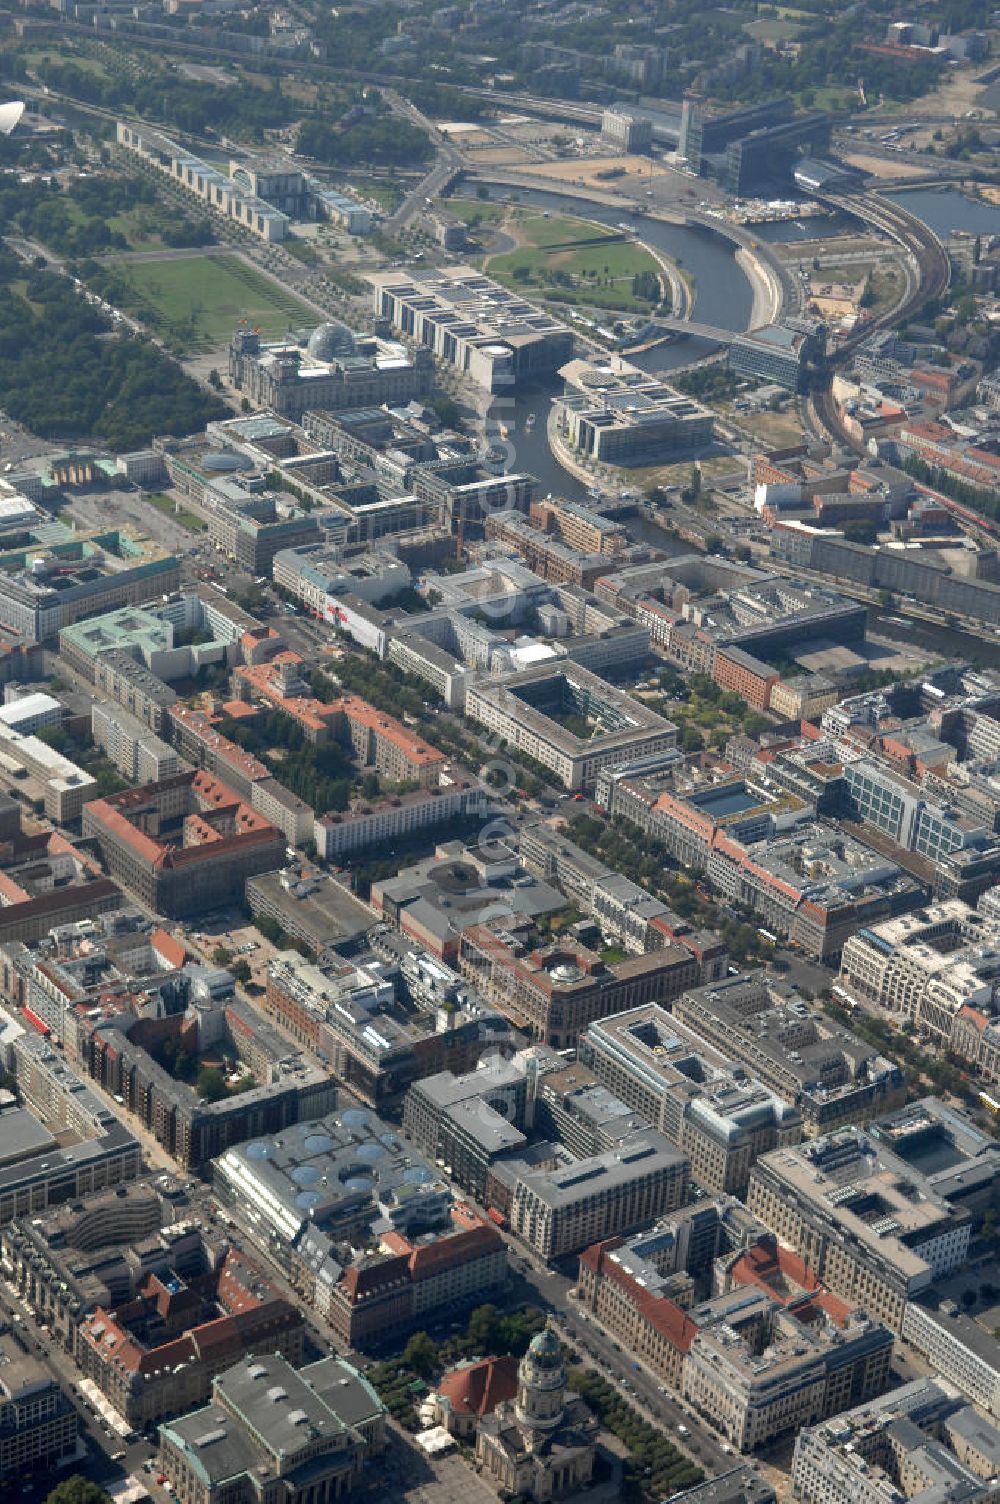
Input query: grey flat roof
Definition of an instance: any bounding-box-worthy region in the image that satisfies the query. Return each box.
[0,1106,57,1167]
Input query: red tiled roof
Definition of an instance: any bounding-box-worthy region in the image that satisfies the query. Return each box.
[437,1356,518,1417]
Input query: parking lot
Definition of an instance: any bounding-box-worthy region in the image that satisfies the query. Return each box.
[185,917,282,992]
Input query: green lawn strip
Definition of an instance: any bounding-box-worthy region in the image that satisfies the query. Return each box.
[145,492,206,531]
[108,253,315,350]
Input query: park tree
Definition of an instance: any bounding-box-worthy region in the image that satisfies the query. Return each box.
[46,1481,111,1504]
[403,1331,439,1377]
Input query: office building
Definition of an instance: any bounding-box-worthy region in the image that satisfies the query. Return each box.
[167,704,311,848]
[402,1056,531,1198]
[721,112,831,195]
[678,97,795,174]
[0,535,179,642]
[272,544,410,618]
[233,653,444,785]
[583,1004,802,1194]
[0,723,96,823]
[313,777,488,860]
[674,973,906,1134]
[667,1469,775,1504]
[840,905,1000,1056]
[531,1060,649,1160]
[842,761,996,892]
[0,1046,141,1228]
[459,927,700,1049]
[464,662,676,792]
[528,497,628,557]
[581,1229,892,1450]
[730,321,822,394]
[747,1129,971,1330]
[770,526,1000,629]
[265,947,508,1107]
[158,1353,385,1504]
[82,769,286,917]
[554,357,714,466]
[792,1379,1000,1504]
[117,121,290,240]
[601,108,653,152]
[901,1299,1000,1421]
[483,511,617,591]
[0,1333,78,1480]
[0,693,61,737]
[486,1130,689,1258]
[867,1098,1000,1222]
[369,266,574,392]
[212,1107,507,1349]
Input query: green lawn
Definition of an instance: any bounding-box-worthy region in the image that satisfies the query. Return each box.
[743,17,803,42]
[146,491,206,532]
[345,177,405,213]
[440,196,509,225]
[486,212,664,312]
[108,254,316,353]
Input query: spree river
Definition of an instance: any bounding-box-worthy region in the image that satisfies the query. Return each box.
[886,186,1000,240]
[476,183,754,500]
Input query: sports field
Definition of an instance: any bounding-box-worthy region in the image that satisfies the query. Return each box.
[110,253,316,352]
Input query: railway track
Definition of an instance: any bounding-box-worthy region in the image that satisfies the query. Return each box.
[808,192,951,452]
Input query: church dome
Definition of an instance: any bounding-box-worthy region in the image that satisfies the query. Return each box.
[525,1327,562,1370]
[306,320,357,362]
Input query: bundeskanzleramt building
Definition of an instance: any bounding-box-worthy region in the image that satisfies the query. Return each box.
[369,266,574,392]
[747,1129,971,1331]
[82,769,286,917]
[464,662,676,792]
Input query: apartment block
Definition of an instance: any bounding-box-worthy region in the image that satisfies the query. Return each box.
[91,701,179,785]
